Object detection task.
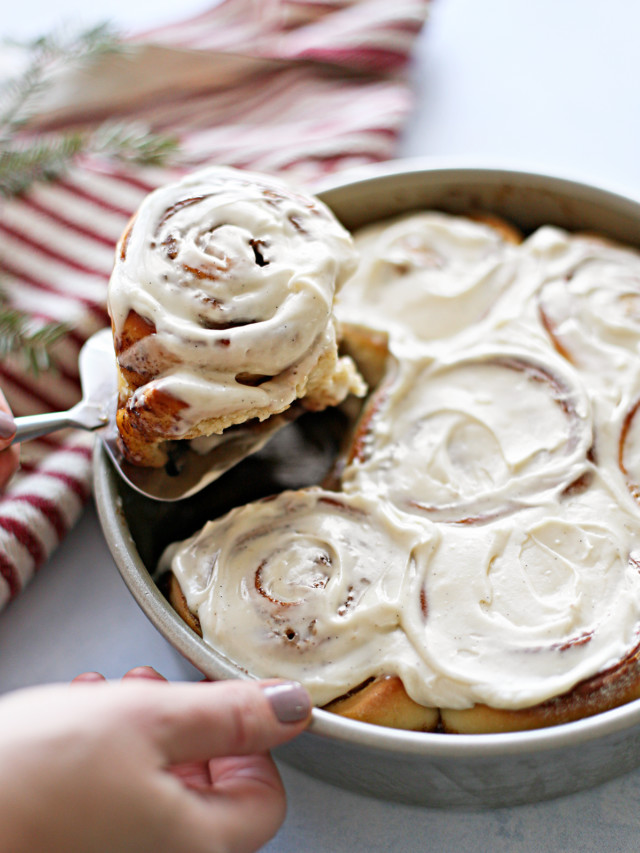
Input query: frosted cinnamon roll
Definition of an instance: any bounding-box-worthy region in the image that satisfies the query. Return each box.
[342,349,593,523]
[335,211,521,345]
[533,227,640,387]
[159,487,440,716]
[163,479,640,733]
[439,642,640,733]
[328,636,640,734]
[401,485,640,718]
[107,166,365,467]
[323,481,640,732]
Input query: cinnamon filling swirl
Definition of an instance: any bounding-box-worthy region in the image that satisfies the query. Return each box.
[342,352,592,524]
[536,231,640,379]
[159,489,435,707]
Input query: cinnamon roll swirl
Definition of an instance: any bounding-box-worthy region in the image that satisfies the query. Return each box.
[159,488,440,715]
[534,228,640,385]
[335,211,521,344]
[342,350,593,523]
[402,484,640,715]
[108,166,365,467]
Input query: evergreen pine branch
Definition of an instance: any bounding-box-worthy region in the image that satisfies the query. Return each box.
[0,22,180,372]
[0,23,123,137]
[87,121,180,167]
[0,295,67,376]
[0,133,85,197]
[0,123,179,198]
[0,24,179,199]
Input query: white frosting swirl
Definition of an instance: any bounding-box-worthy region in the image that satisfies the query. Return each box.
[335,211,519,343]
[108,166,358,433]
[534,227,640,392]
[160,489,436,705]
[342,348,593,522]
[401,482,640,709]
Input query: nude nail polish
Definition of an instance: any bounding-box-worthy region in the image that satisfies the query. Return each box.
[262,681,311,723]
[0,412,16,439]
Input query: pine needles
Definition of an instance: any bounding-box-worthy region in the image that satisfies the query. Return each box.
[0,24,120,130]
[0,23,180,373]
[0,133,85,197]
[0,289,67,376]
[0,23,179,198]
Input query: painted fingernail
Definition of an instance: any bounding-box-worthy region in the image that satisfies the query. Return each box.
[0,412,15,440]
[71,671,106,683]
[124,665,163,679]
[262,681,312,724]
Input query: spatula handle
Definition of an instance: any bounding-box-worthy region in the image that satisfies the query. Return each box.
[12,403,109,444]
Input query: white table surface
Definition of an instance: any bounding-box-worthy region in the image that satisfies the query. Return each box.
[3,1,640,850]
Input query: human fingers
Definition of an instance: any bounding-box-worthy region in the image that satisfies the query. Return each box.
[0,680,307,853]
[186,752,287,853]
[116,667,216,789]
[72,666,167,684]
[0,389,14,439]
[84,678,307,853]
[142,679,311,767]
[0,410,15,451]
[64,677,310,763]
[147,681,303,853]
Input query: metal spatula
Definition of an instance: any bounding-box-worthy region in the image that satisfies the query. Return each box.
[12,328,292,502]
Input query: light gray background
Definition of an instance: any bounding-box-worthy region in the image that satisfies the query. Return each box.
[2,1,640,850]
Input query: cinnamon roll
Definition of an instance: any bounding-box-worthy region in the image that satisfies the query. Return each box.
[335,211,521,345]
[535,228,640,387]
[342,349,593,523]
[401,485,640,717]
[328,635,640,734]
[107,166,365,467]
[164,479,640,733]
[439,638,640,733]
[159,487,440,720]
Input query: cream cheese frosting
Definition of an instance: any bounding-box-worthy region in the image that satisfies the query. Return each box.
[341,348,593,523]
[401,481,640,709]
[161,210,640,714]
[108,166,362,440]
[334,211,520,345]
[159,488,439,706]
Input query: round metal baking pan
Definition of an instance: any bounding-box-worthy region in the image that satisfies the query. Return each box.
[94,160,640,808]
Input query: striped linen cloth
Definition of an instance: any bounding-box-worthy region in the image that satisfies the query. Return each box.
[0,0,431,609]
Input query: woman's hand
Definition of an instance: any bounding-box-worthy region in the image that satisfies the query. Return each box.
[0,669,311,853]
[0,391,19,490]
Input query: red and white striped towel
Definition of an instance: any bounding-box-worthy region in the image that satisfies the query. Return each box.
[0,0,430,609]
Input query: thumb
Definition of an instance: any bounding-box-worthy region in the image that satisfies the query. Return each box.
[141,679,311,765]
[0,392,15,451]
[0,411,15,450]
[0,406,18,489]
